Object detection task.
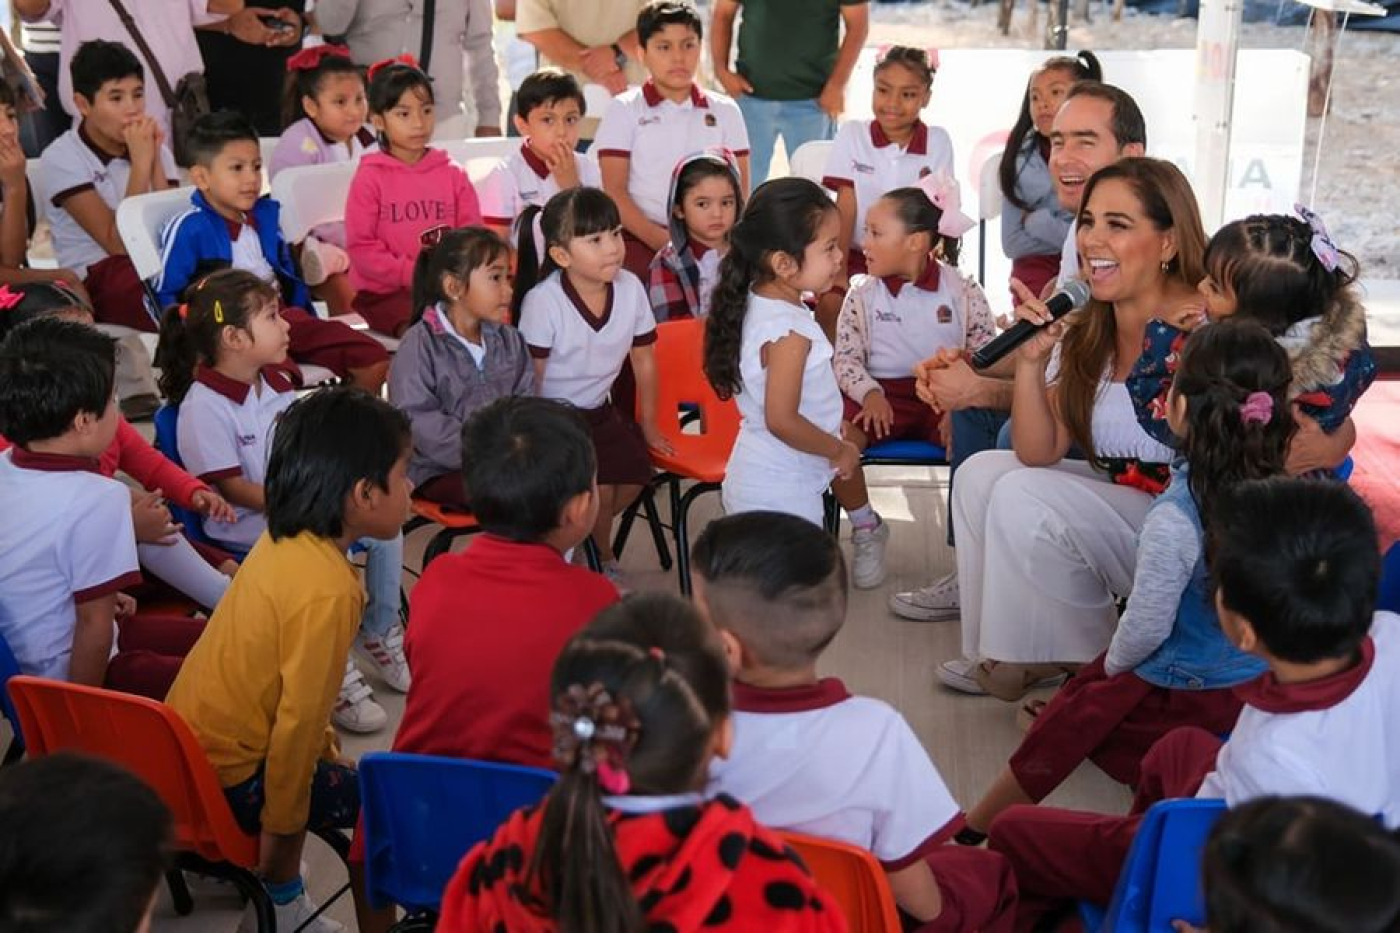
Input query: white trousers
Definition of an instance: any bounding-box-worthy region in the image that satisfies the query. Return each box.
[952,450,1152,664]
[137,537,232,611]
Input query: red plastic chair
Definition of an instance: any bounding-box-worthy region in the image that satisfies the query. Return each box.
[6,675,347,930]
[613,318,741,594]
[780,831,903,933]
[402,499,482,569]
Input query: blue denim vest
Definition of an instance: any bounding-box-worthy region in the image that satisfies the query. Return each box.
[1134,466,1268,690]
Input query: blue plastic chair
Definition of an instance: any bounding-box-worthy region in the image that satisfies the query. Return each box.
[0,632,24,765]
[823,440,949,534]
[359,752,557,917]
[1078,797,1227,932]
[1380,543,1400,614]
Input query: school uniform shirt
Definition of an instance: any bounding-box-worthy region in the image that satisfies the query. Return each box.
[476,141,601,232]
[725,294,843,499]
[165,531,364,835]
[345,148,483,296]
[175,366,297,549]
[41,122,178,277]
[388,304,536,486]
[821,120,956,250]
[518,270,657,410]
[0,448,139,681]
[834,264,996,405]
[1197,611,1400,828]
[393,535,619,769]
[593,82,750,227]
[709,678,963,868]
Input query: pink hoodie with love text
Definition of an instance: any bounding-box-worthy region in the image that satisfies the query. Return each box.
[345,148,483,295]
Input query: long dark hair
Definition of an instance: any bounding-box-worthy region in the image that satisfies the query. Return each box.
[998,51,1102,210]
[703,177,836,400]
[281,47,363,130]
[410,226,510,325]
[526,594,730,932]
[1173,320,1294,523]
[879,186,962,266]
[154,269,279,403]
[512,186,622,322]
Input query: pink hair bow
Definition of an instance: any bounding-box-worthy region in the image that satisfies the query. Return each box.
[0,284,23,311]
[285,44,352,73]
[916,172,975,238]
[1240,391,1274,425]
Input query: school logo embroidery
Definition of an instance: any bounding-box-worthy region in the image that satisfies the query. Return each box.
[237,433,257,447]
[704,113,717,127]
[638,115,662,126]
[875,307,902,323]
[851,160,876,175]
[936,304,953,324]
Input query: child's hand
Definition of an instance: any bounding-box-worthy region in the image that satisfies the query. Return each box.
[114,592,137,618]
[641,420,674,456]
[829,435,861,480]
[218,560,239,578]
[0,136,27,190]
[1170,922,1206,933]
[1167,299,1208,331]
[545,139,580,189]
[131,489,180,545]
[123,117,158,168]
[855,390,894,440]
[191,488,238,525]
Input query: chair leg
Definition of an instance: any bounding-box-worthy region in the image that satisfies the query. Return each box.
[640,488,673,571]
[674,482,719,597]
[582,536,604,572]
[822,490,840,536]
[611,478,653,558]
[165,869,194,916]
[2,737,22,766]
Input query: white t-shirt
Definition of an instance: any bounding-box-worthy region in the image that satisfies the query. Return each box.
[1056,221,1080,288]
[519,270,656,409]
[0,449,138,680]
[708,678,962,867]
[41,124,178,277]
[176,367,297,549]
[821,120,956,250]
[725,293,843,496]
[593,82,750,226]
[477,142,601,229]
[1198,611,1400,829]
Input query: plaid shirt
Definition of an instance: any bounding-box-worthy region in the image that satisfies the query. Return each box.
[647,243,701,322]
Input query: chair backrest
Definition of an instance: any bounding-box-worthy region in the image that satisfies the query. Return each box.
[116,185,198,280]
[1379,542,1400,615]
[439,136,517,166]
[978,151,1005,222]
[272,160,358,244]
[1101,797,1227,931]
[25,157,48,229]
[359,752,556,912]
[779,831,902,932]
[648,318,740,456]
[788,140,833,185]
[259,136,279,192]
[6,675,260,866]
[0,632,24,753]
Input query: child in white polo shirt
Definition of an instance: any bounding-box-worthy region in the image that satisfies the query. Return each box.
[819,47,956,338]
[0,318,204,699]
[155,269,408,736]
[987,477,1400,930]
[478,68,600,245]
[594,1,750,280]
[698,511,1018,931]
[41,39,176,333]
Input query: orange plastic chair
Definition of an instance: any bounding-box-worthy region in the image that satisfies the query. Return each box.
[6,675,347,930]
[780,831,903,933]
[614,317,740,594]
[403,499,482,569]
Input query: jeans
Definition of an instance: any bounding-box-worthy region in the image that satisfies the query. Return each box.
[736,95,835,185]
[358,534,404,639]
[949,408,1012,546]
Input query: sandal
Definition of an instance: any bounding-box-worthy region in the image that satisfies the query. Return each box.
[974,660,1076,702]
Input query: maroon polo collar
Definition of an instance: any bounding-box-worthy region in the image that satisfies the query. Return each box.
[194,364,296,405]
[8,446,103,474]
[78,121,126,166]
[641,80,709,109]
[520,141,550,180]
[1234,636,1374,714]
[882,254,941,297]
[560,272,614,333]
[732,677,852,713]
[313,123,377,151]
[222,210,258,241]
[870,120,928,156]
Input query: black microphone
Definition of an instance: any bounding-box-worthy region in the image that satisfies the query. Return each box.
[969,279,1092,370]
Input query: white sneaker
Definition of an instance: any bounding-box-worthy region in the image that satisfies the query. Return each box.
[850,518,890,589]
[937,656,986,695]
[332,659,388,734]
[238,890,345,933]
[354,626,411,694]
[889,571,960,621]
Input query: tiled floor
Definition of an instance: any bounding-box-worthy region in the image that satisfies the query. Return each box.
[73,463,1127,930]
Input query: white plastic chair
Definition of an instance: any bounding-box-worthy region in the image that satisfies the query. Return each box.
[25,158,48,229]
[788,140,833,185]
[977,152,1005,286]
[582,83,618,120]
[259,137,279,193]
[439,136,516,167]
[115,186,198,282]
[270,161,358,246]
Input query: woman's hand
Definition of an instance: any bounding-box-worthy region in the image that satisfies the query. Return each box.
[854,390,893,440]
[1009,277,1065,366]
[191,488,238,525]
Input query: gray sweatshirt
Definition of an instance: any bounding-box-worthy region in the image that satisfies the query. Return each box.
[1000,136,1074,260]
[316,0,503,128]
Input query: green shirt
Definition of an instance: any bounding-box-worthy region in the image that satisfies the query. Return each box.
[735,0,867,101]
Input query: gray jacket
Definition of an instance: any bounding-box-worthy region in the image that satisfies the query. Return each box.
[316,0,503,128]
[388,305,536,485]
[1000,136,1074,260]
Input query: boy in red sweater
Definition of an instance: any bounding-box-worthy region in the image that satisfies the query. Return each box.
[392,396,618,767]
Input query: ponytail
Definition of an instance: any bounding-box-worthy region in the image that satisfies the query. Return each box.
[155,305,199,404]
[511,205,552,323]
[703,248,757,400]
[154,270,279,404]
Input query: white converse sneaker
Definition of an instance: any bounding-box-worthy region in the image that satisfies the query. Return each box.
[937,656,987,695]
[850,519,890,589]
[332,659,387,733]
[238,890,345,933]
[354,626,411,694]
[889,571,960,621]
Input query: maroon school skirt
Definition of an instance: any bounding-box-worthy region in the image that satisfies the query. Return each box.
[621,230,655,283]
[351,288,414,338]
[842,377,942,443]
[583,401,653,486]
[280,304,389,376]
[1009,253,1062,305]
[85,254,158,332]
